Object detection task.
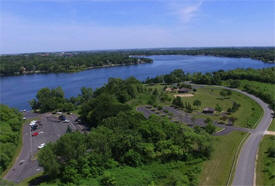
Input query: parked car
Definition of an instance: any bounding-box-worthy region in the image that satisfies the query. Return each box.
[59,115,66,121]
[32,132,39,137]
[38,143,45,149]
[31,125,38,131]
[64,119,70,123]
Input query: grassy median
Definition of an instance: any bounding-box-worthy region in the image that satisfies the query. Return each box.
[199,131,247,186]
[256,135,275,186]
[268,120,275,131]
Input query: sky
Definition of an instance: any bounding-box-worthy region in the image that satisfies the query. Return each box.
[0,0,274,54]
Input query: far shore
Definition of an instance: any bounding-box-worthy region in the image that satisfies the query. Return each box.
[0,60,152,77]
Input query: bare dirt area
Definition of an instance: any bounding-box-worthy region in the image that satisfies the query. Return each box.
[264,131,275,136]
[4,111,85,183]
[173,93,194,97]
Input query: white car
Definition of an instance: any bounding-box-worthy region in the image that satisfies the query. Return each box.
[64,119,70,123]
[29,120,37,126]
[19,160,25,165]
[38,143,46,149]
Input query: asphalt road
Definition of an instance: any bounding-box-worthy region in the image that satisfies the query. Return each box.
[230,88,273,186]
[190,84,274,186]
[4,112,74,183]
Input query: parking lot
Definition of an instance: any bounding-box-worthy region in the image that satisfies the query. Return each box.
[4,111,82,183]
[137,105,252,136]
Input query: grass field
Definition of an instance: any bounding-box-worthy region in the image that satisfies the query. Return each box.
[199,131,247,186]
[234,80,275,100]
[174,87,262,128]
[268,120,275,131]
[256,135,275,186]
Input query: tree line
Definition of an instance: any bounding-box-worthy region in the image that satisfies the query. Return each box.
[1,47,274,76]
[128,47,275,63]
[0,105,23,175]
[0,53,152,76]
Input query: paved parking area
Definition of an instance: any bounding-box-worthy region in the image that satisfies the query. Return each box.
[4,112,81,183]
[137,105,252,136]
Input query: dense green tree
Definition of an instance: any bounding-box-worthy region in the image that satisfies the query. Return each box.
[29,87,73,113]
[0,105,23,175]
[80,94,131,127]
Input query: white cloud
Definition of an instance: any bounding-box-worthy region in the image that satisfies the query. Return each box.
[170,0,203,23]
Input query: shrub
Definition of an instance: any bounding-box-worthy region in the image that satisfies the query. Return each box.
[157,106,163,110]
[101,172,116,186]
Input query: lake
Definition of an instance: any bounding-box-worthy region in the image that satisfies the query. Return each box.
[1,55,274,110]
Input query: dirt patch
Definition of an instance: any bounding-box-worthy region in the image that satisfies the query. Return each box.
[174,94,194,97]
[264,131,275,136]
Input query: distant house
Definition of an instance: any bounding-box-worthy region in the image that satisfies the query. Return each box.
[202,107,215,114]
[178,88,190,94]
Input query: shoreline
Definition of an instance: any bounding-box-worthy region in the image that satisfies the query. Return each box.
[0,61,152,77]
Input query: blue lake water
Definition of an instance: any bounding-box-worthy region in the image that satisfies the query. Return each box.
[1,55,274,110]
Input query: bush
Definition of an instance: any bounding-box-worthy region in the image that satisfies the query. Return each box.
[267,146,275,158]
[204,123,216,134]
[193,99,201,107]
[172,97,183,108]
[101,172,116,186]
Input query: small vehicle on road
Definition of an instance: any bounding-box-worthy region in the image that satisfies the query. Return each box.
[31,125,38,131]
[38,143,45,149]
[32,132,39,137]
[64,119,70,123]
[19,160,24,165]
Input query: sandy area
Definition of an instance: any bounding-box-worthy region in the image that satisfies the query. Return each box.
[264,131,275,136]
[174,94,194,97]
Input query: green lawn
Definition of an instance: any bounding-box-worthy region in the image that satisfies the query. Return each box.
[199,131,248,186]
[230,80,275,101]
[256,135,275,186]
[268,120,275,131]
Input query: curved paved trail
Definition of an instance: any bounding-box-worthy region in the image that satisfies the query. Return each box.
[191,84,274,186]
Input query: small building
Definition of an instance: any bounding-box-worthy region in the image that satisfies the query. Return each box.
[178,88,190,94]
[202,107,215,114]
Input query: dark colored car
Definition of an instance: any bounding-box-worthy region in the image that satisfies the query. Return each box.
[31,125,38,131]
[59,115,66,121]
